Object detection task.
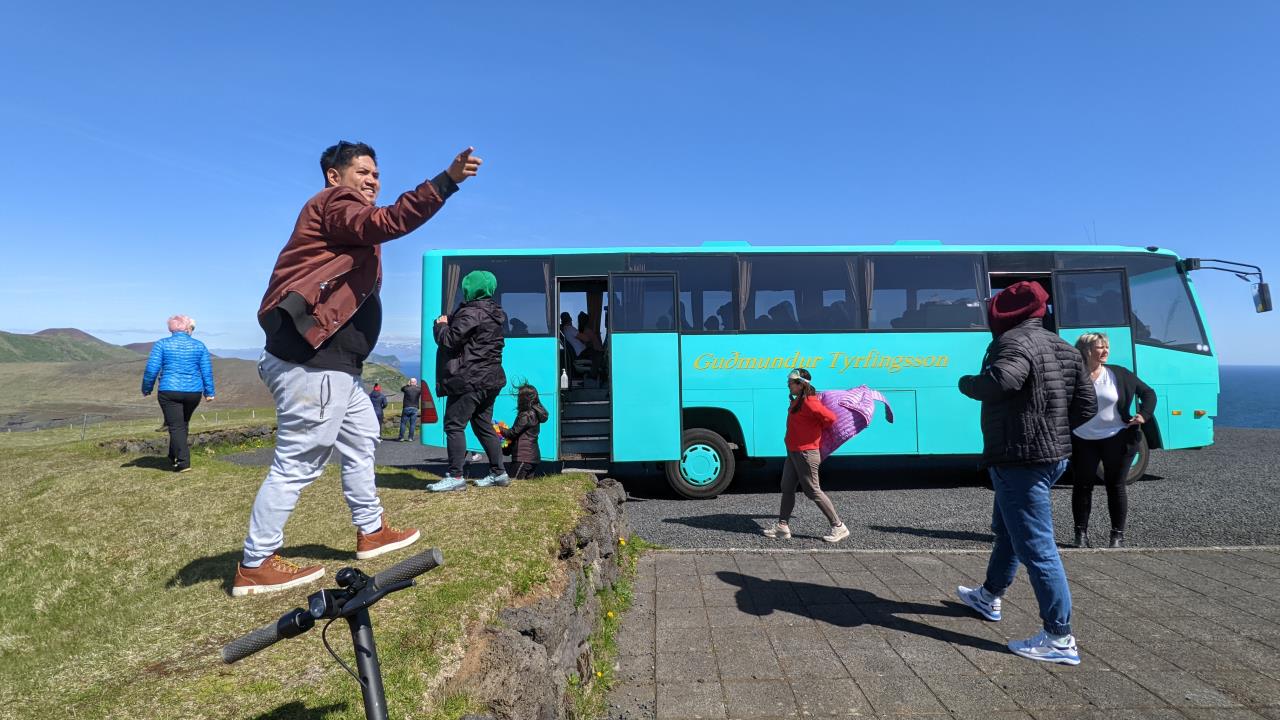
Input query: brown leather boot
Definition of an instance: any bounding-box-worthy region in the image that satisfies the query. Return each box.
[232,554,324,597]
[356,517,421,560]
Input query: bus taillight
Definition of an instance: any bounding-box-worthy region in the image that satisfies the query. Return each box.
[420,378,439,424]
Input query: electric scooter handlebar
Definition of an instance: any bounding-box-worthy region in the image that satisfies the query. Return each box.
[221,608,314,664]
[372,548,444,590]
[219,548,445,666]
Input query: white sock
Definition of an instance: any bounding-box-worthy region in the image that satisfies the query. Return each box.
[1048,632,1073,646]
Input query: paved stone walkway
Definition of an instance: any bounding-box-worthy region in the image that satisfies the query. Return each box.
[606,548,1280,719]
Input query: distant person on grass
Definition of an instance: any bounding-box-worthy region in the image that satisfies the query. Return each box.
[955,281,1097,665]
[233,140,482,597]
[397,378,422,442]
[141,314,215,473]
[430,270,508,492]
[368,383,388,437]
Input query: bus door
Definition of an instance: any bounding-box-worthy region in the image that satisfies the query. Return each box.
[607,272,682,462]
[1053,268,1134,370]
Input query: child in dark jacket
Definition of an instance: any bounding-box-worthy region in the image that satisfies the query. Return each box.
[502,383,549,479]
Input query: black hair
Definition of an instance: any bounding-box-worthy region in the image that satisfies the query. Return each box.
[515,381,540,412]
[320,141,377,181]
[788,368,816,413]
[560,312,572,326]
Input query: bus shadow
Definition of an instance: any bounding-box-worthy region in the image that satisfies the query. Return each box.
[617,459,985,500]
[663,513,773,536]
[868,525,993,543]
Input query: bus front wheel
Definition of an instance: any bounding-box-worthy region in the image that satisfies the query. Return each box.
[665,428,736,499]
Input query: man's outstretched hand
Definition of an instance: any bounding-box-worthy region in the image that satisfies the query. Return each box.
[447,147,483,183]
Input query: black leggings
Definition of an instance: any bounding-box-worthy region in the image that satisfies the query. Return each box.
[158,391,202,468]
[1071,429,1138,532]
[443,388,505,478]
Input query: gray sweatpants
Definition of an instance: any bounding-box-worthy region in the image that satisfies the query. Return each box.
[779,449,841,526]
[241,352,383,567]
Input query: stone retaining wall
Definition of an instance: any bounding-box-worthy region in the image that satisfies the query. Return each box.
[98,425,275,455]
[455,477,630,720]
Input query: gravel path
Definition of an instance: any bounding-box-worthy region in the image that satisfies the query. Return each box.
[618,427,1280,551]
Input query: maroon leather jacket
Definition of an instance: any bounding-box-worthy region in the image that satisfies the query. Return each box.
[257,176,452,349]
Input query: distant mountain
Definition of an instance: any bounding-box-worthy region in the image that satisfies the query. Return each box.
[209,348,263,361]
[123,342,154,355]
[368,352,401,369]
[373,342,421,364]
[0,330,140,363]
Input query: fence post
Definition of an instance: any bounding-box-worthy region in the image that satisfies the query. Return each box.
[81,414,88,441]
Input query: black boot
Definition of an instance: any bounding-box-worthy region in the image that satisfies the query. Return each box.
[1109,529,1125,549]
[1073,526,1091,548]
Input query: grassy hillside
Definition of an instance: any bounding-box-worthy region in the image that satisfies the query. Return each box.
[0,421,596,719]
[0,358,407,429]
[0,330,141,363]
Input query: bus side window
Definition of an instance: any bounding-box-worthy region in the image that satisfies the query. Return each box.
[869,255,986,330]
[740,254,862,332]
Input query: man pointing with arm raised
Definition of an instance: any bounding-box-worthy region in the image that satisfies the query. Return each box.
[232,142,482,597]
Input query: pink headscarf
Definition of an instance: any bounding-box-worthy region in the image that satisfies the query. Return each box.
[167,315,194,333]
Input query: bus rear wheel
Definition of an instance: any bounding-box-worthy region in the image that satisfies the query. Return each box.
[665,428,736,499]
[1124,432,1150,485]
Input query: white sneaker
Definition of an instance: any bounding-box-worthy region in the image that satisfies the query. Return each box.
[956,585,1002,621]
[822,523,850,543]
[762,522,791,539]
[1008,630,1081,665]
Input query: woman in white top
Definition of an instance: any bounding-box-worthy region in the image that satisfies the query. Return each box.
[1070,332,1158,548]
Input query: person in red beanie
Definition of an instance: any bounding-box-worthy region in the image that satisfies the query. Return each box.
[953,281,1098,665]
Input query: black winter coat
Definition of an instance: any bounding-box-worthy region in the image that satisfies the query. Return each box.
[1084,364,1163,452]
[958,318,1098,466]
[502,400,550,463]
[433,298,507,397]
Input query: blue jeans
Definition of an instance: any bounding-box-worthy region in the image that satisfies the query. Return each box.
[399,406,419,441]
[982,459,1073,636]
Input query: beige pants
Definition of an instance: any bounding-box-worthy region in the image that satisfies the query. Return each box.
[779,449,841,526]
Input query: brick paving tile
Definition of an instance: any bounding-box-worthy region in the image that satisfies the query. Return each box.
[658,590,707,609]
[1029,710,1186,720]
[1056,670,1167,709]
[607,682,657,720]
[991,672,1089,710]
[779,678,867,717]
[658,606,711,631]
[721,680,797,718]
[1195,670,1280,707]
[655,651,718,684]
[616,653,657,684]
[657,625,712,654]
[1123,670,1242,708]
[855,672,948,715]
[920,673,1021,714]
[1178,710,1272,720]
[656,681,726,719]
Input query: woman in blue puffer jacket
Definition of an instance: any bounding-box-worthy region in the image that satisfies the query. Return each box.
[141,315,216,472]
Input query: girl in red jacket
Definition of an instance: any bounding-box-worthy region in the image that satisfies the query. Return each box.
[764,368,850,543]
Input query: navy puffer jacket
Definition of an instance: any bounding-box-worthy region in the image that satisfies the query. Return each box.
[142,332,215,395]
[958,319,1097,466]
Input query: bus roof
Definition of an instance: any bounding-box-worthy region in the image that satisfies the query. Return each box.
[423,241,1181,259]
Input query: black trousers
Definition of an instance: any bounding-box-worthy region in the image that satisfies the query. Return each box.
[444,387,505,478]
[158,391,202,468]
[1071,428,1138,532]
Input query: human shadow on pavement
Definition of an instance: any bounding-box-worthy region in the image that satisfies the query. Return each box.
[716,571,1007,653]
[375,470,434,490]
[167,544,351,594]
[662,513,774,536]
[868,525,994,544]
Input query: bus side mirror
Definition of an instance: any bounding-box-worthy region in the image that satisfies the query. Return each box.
[1256,283,1273,313]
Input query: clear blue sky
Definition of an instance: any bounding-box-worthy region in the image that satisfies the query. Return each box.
[2,2,1277,362]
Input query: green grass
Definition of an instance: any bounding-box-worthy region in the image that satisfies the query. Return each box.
[0,421,595,720]
[0,330,140,363]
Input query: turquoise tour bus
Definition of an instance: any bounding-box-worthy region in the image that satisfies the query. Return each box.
[418,242,1269,498]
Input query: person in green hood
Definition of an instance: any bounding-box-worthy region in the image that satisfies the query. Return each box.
[430,269,509,491]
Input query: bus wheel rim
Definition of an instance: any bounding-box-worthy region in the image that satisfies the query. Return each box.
[681,444,721,486]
